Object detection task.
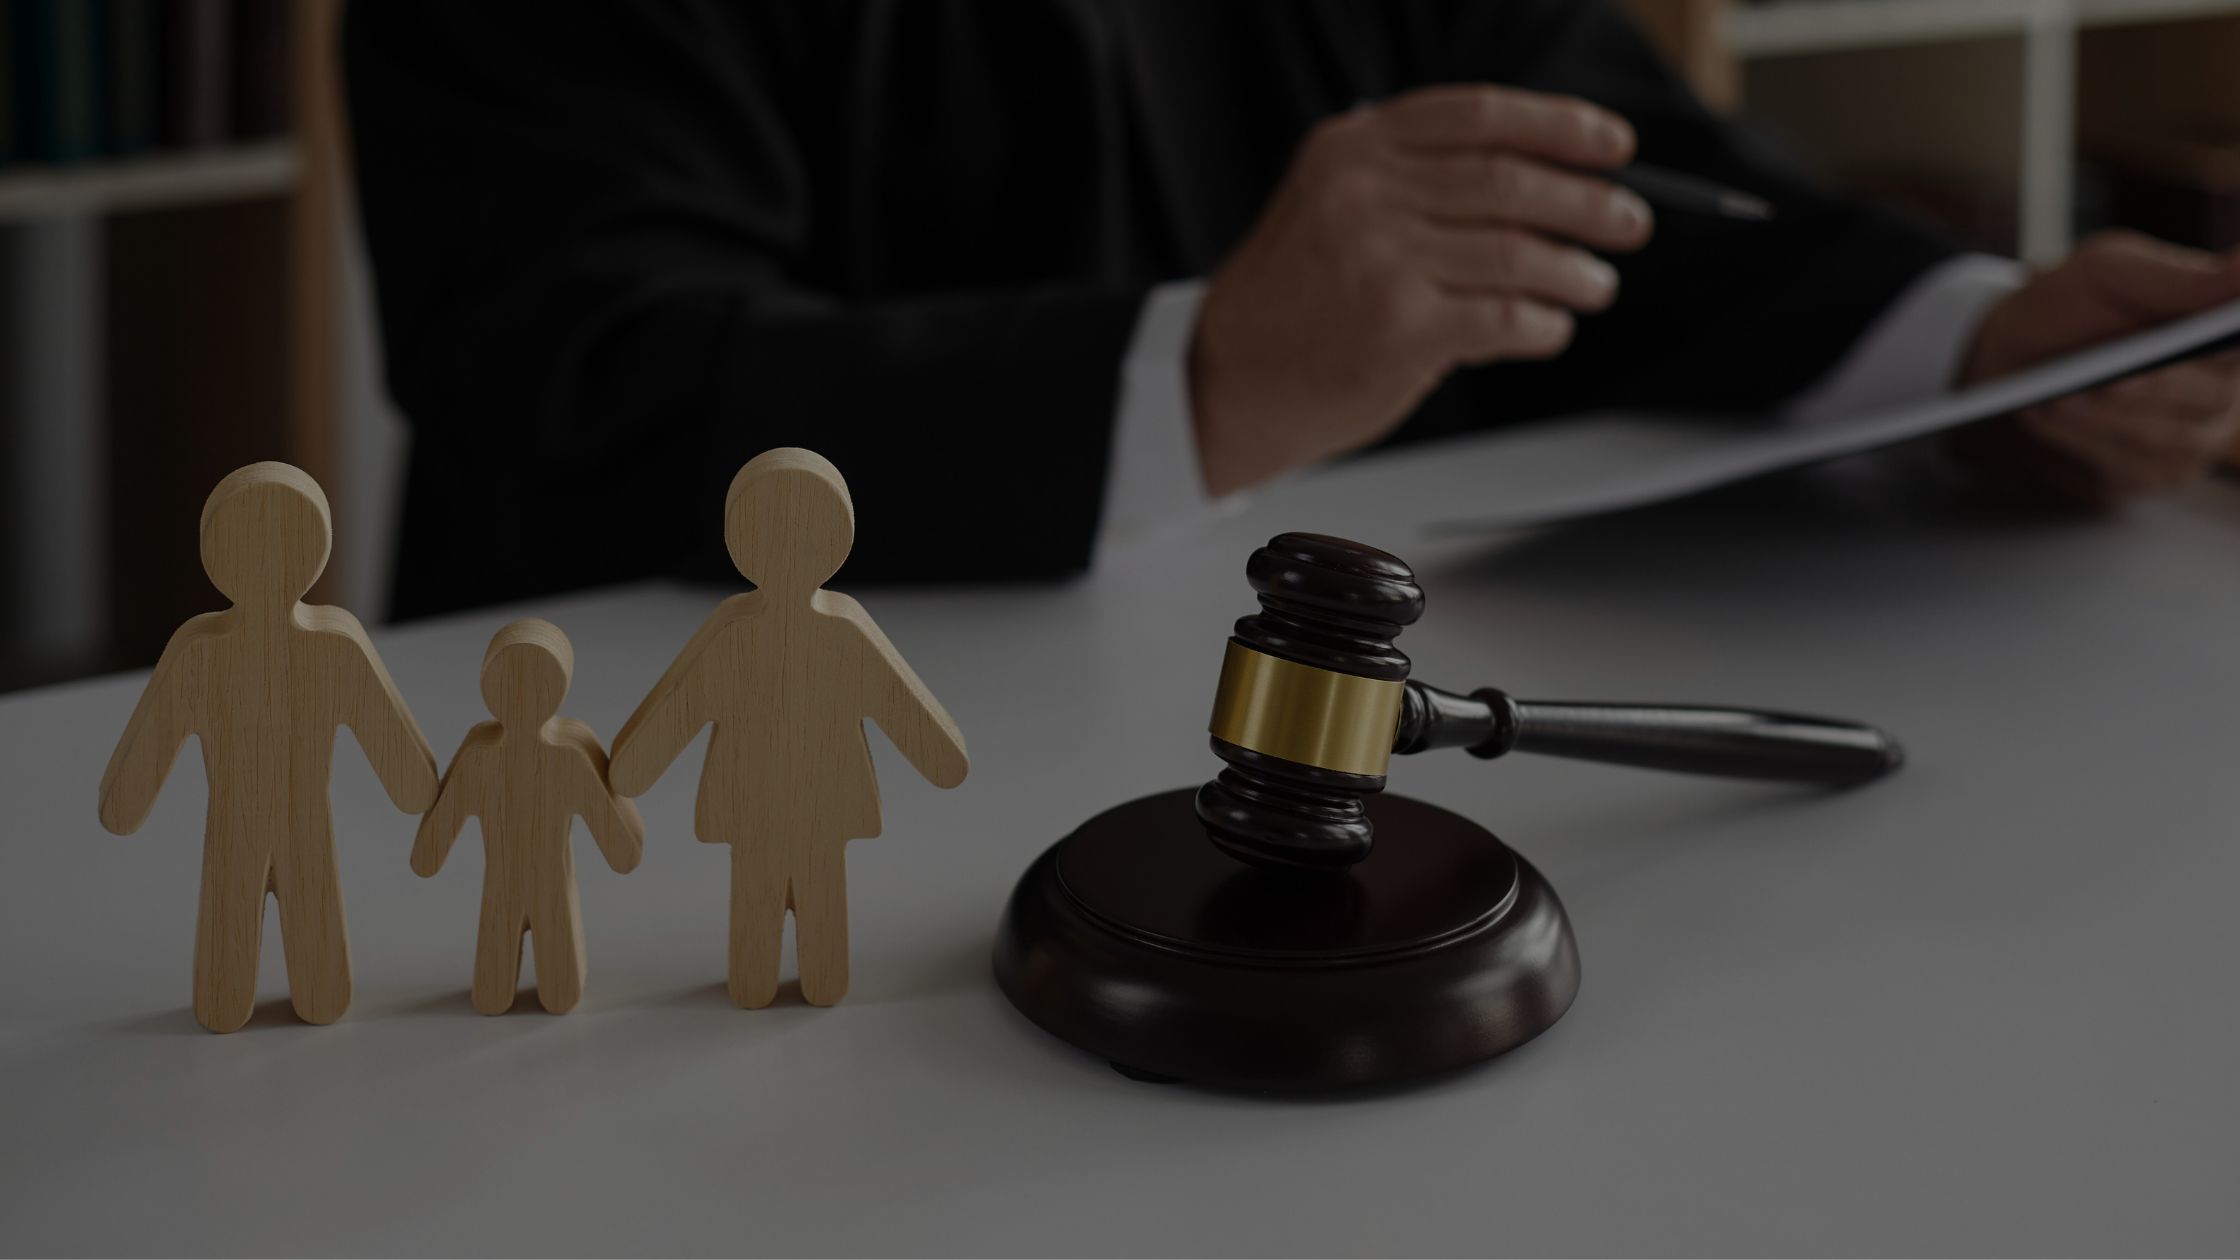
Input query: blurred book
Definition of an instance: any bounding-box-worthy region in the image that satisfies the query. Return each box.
[0,0,288,169]
[228,0,289,139]
[162,0,230,147]
[0,0,20,165]
[103,0,156,154]
[19,0,104,164]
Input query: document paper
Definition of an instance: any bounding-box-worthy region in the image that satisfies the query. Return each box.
[1427,296,2240,534]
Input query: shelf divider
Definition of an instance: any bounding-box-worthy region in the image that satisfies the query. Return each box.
[0,143,300,225]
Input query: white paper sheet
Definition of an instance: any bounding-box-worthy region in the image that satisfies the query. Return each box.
[1425,296,2240,534]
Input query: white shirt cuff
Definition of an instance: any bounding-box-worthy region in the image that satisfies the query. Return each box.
[1097,258,2025,554]
[1097,279,1227,559]
[1781,253,2028,426]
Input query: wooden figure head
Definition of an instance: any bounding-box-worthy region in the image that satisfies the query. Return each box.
[480,619,575,726]
[725,448,855,596]
[198,462,333,609]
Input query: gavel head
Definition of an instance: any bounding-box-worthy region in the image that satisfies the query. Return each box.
[1197,533,1424,871]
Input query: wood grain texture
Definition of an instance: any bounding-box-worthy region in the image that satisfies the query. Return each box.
[96,462,438,1032]
[412,619,645,1015]
[611,448,968,1009]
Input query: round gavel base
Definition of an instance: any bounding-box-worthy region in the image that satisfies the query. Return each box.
[993,789,1579,1092]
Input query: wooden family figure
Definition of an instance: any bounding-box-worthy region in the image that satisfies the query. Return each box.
[412,618,645,1015]
[611,447,970,1008]
[98,462,440,1033]
[96,449,966,1030]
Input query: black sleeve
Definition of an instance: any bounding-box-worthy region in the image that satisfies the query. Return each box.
[344,4,1145,618]
[1391,0,1964,444]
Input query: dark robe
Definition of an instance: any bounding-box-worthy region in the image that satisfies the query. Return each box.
[344,1,1957,619]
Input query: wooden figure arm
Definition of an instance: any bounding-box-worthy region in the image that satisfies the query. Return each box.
[847,605,969,790]
[411,733,491,877]
[96,618,216,834]
[555,718,646,874]
[611,602,742,797]
[313,607,440,813]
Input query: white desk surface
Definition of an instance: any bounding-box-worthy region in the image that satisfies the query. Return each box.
[3,449,2237,1257]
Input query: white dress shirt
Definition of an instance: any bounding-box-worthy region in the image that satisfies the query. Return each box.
[1097,253,2028,559]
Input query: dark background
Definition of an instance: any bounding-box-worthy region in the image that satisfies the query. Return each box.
[2,0,2236,693]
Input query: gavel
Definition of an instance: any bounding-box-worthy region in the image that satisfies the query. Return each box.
[996,529,1907,1090]
[1197,532,1905,871]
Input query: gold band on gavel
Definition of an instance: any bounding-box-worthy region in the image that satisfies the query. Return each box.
[1206,641,1405,777]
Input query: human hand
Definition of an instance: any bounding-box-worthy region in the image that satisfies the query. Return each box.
[1189,84,1655,497]
[1954,231,2240,507]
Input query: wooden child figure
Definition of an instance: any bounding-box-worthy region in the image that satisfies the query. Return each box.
[411,619,645,1015]
[611,448,968,1008]
[97,462,439,1033]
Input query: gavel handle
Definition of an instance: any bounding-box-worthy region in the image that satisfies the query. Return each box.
[1395,682,1903,786]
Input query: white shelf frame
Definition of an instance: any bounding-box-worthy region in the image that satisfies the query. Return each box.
[1728,0,2240,56]
[0,142,300,224]
[1728,0,2046,56]
[1723,0,2240,262]
[2021,2,2079,262]
[2076,0,2240,26]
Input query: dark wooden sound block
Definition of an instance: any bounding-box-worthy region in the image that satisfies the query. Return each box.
[992,788,1579,1092]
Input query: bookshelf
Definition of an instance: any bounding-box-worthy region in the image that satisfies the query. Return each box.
[1621,0,2240,262]
[0,2,343,691]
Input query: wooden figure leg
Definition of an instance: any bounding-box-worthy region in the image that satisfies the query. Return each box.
[472,890,526,1015]
[793,844,850,1007]
[192,839,267,1034]
[529,879,588,1015]
[727,847,787,1010]
[271,826,353,1025]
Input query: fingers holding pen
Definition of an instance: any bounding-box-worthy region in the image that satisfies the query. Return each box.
[1392,150,1654,253]
[1378,82,1653,261]
[1372,90,1650,321]
[1441,293,1578,365]
[1377,83,1637,169]
[1409,222,1621,313]
[1190,85,1652,496]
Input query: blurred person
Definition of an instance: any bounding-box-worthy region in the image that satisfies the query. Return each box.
[346,1,2240,618]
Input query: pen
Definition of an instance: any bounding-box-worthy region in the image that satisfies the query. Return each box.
[1612,163,1775,222]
